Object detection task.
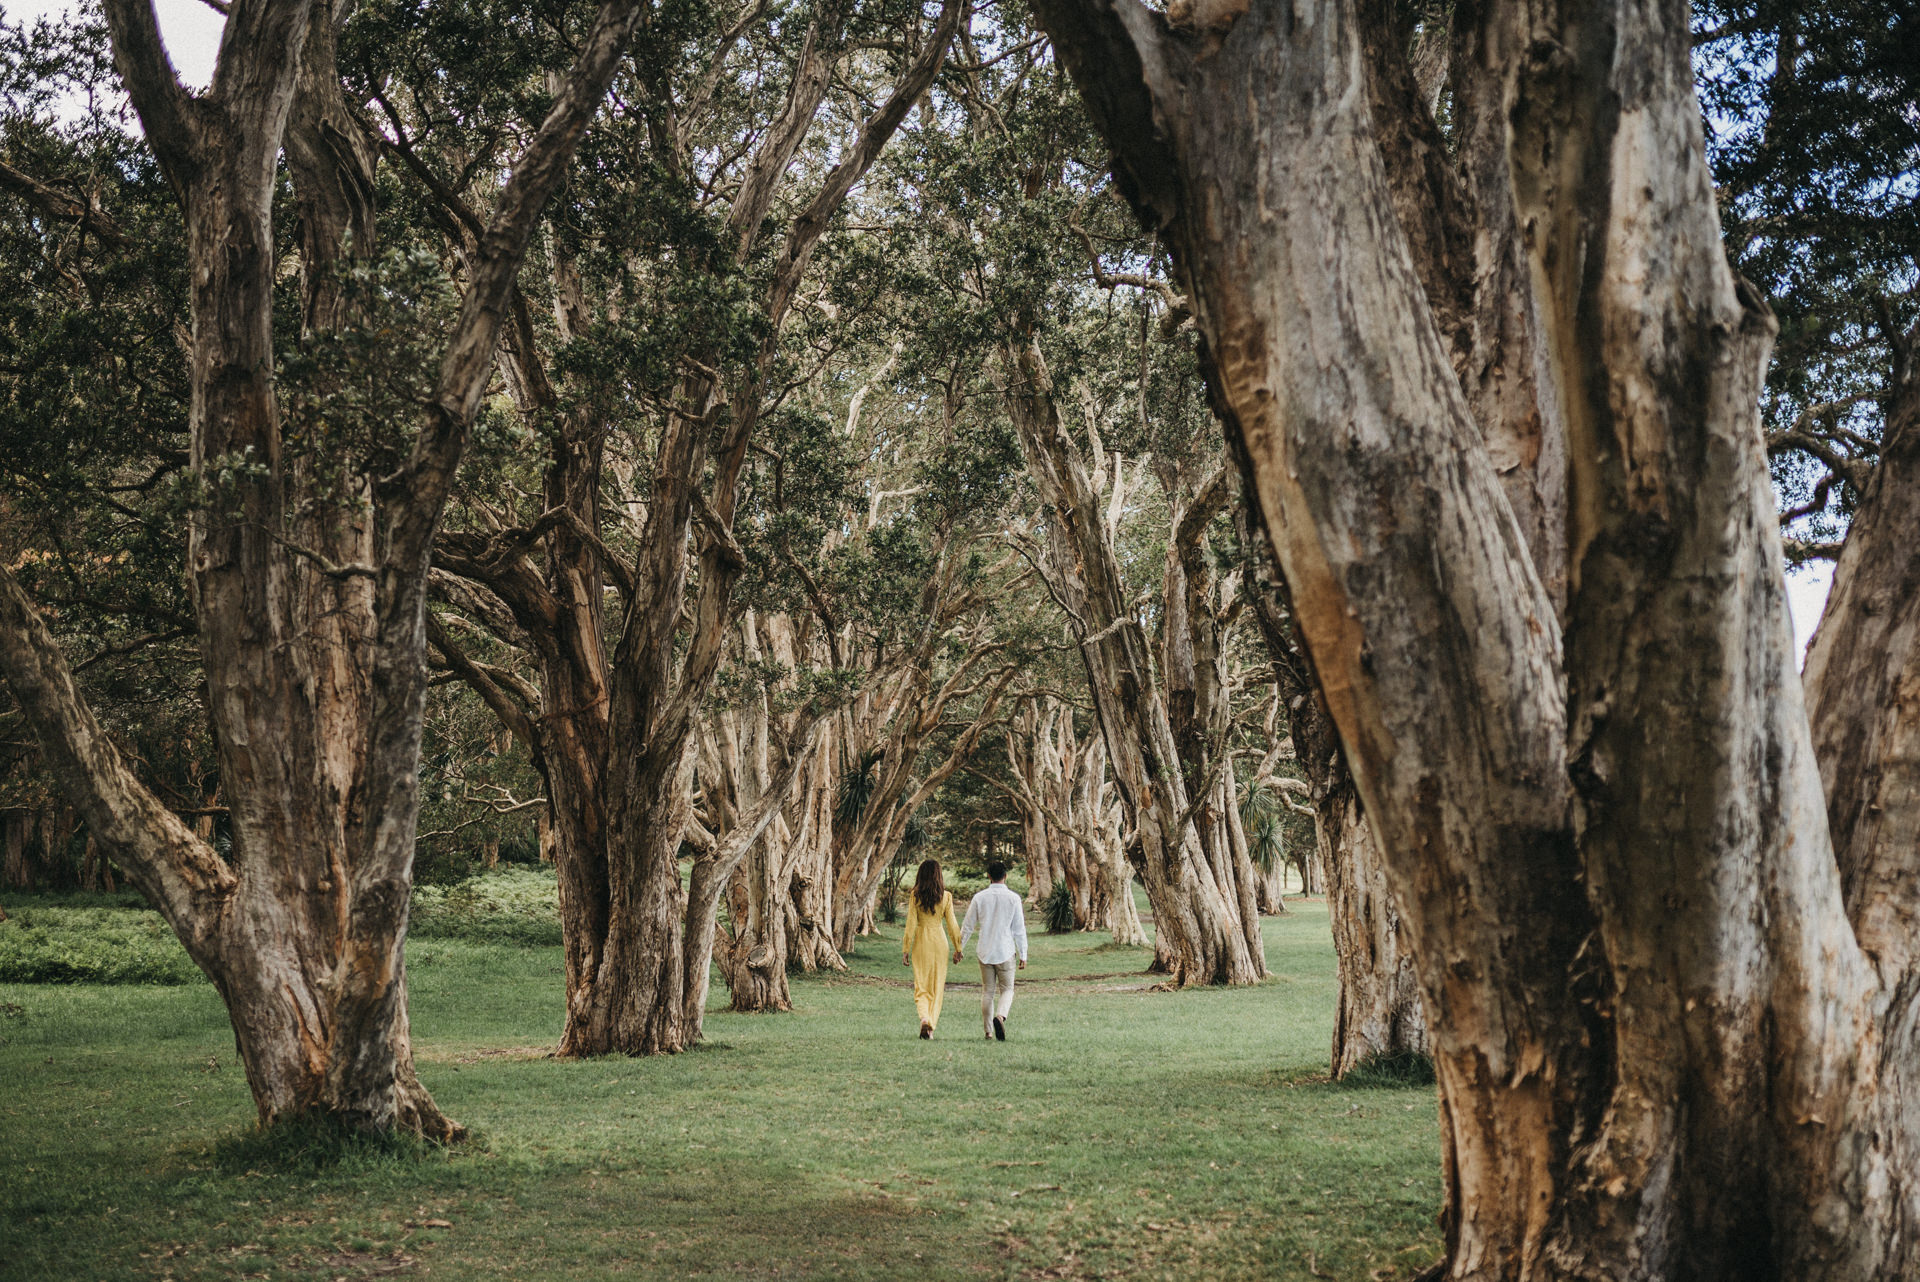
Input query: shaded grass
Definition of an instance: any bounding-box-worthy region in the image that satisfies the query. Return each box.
[0,899,204,985]
[0,900,1443,1281]
[1339,1052,1438,1091]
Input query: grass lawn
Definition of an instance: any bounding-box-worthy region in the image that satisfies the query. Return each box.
[0,894,1442,1281]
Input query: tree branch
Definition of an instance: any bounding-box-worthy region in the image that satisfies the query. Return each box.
[426,612,541,758]
[0,161,131,250]
[0,564,234,940]
[101,0,201,189]
[387,0,650,574]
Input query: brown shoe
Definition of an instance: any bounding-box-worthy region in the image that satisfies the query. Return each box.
[920,1022,932,1039]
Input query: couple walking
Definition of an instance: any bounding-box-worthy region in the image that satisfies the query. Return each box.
[901,858,1027,1041]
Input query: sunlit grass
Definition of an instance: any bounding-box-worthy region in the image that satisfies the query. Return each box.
[0,899,1442,1281]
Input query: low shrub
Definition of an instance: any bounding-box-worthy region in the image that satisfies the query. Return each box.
[409,866,562,947]
[0,904,201,984]
[1042,882,1077,933]
[945,871,1031,903]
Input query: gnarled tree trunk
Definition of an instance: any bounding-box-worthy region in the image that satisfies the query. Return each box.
[0,0,643,1136]
[1317,783,1426,1078]
[1035,0,1920,1273]
[1008,347,1263,985]
[709,612,844,1012]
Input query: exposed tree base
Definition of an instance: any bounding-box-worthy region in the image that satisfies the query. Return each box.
[1320,788,1426,1079]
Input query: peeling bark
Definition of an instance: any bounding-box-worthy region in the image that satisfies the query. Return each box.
[0,0,644,1136]
[1034,0,1920,1273]
[1007,340,1264,986]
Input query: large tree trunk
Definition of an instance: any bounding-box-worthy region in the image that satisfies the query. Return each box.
[1036,0,1920,1274]
[1803,331,1920,969]
[1163,463,1268,962]
[0,0,643,1136]
[1799,328,1920,1257]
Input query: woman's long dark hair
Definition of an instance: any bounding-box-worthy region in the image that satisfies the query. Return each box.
[913,859,945,915]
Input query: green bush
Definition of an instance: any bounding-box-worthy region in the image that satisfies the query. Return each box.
[0,866,562,985]
[943,869,1030,902]
[1042,881,1077,933]
[409,866,562,947]
[0,904,201,985]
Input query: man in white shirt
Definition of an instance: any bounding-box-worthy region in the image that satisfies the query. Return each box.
[958,860,1028,1041]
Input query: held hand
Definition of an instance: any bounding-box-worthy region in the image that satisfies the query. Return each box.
[1017,959,1027,971]
[952,949,963,963]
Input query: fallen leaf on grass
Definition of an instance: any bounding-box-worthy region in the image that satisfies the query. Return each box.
[405,1219,453,1230]
[323,1250,416,1277]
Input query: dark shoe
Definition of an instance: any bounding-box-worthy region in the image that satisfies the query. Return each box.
[993,1016,1005,1041]
[920,1022,932,1040]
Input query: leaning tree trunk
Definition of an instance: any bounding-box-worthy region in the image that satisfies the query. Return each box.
[1164,464,1267,966]
[1006,346,1262,985]
[1034,0,1920,1274]
[783,726,846,973]
[1800,326,1920,1239]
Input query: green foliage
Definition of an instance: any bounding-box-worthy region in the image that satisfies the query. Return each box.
[0,901,200,985]
[409,867,563,947]
[941,868,1031,902]
[834,749,883,829]
[1042,880,1077,934]
[1695,0,1920,545]
[1241,786,1288,874]
[277,248,463,498]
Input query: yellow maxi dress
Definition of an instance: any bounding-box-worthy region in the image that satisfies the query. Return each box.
[903,890,963,1031]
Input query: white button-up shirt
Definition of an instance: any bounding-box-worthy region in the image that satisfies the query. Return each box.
[959,882,1029,965]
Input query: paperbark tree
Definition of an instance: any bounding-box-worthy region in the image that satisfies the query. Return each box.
[0,0,644,1135]
[1242,511,1426,1076]
[827,613,1022,950]
[1035,0,1920,1274]
[702,611,845,1013]
[1008,339,1265,986]
[427,0,961,1054]
[998,695,1143,939]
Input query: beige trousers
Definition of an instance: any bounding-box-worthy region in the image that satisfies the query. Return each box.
[980,958,1016,1036]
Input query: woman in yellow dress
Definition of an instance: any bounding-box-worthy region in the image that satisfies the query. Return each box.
[902,858,963,1038]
